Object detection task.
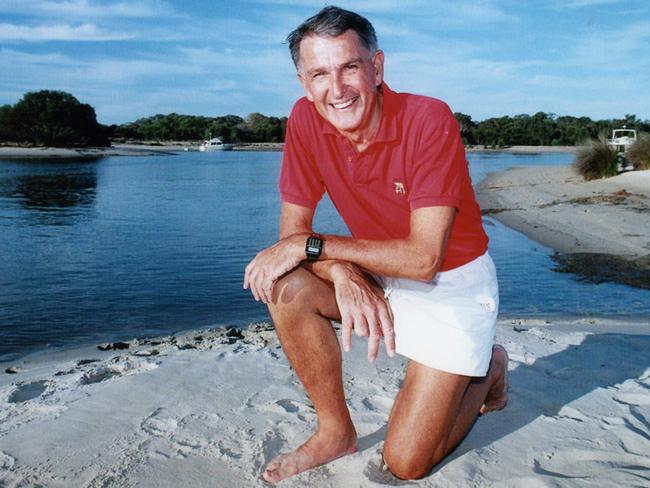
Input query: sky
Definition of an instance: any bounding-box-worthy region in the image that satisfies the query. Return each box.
[1,0,648,125]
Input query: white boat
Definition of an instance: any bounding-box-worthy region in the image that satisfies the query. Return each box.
[199,137,234,152]
[607,128,637,153]
[607,128,637,173]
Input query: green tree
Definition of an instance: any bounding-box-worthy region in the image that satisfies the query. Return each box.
[5,90,108,146]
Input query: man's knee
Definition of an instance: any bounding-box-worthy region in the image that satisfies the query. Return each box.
[382,442,444,480]
[268,267,331,318]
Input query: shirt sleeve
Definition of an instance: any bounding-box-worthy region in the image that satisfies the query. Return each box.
[407,104,466,211]
[279,102,325,209]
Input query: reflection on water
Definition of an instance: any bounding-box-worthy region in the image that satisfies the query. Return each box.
[1,151,649,363]
[0,159,99,225]
[11,174,96,209]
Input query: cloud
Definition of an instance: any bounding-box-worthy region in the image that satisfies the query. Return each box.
[0,0,175,19]
[249,0,517,24]
[561,0,622,8]
[0,22,134,41]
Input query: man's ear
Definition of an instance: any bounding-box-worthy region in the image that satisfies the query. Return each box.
[297,72,314,102]
[373,50,385,87]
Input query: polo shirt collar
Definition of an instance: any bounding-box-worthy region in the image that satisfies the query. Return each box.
[317,82,399,144]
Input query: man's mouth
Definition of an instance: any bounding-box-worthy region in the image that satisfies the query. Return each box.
[330,96,359,110]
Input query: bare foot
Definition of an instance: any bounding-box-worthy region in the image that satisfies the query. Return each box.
[480,344,509,415]
[261,429,357,484]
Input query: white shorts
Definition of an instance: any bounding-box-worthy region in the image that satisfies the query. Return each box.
[378,252,499,377]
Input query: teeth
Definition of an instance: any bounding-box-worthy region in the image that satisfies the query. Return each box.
[332,97,357,109]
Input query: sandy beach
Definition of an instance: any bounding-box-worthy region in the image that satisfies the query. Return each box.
[2,318,649,487]
[478,166,650,288]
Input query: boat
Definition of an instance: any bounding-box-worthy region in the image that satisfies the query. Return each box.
[199,137,234,152]
[607,128,637,153]
[607,127,637,172]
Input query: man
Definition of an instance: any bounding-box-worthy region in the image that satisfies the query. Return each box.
[244,6,508,483]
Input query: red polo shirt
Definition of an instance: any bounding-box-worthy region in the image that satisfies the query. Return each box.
[279,83,488,271]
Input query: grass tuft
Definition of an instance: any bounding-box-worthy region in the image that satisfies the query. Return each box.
[626,133,650,170]
[574,136,618,180]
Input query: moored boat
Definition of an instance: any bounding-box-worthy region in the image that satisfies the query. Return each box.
[199,137,234,151]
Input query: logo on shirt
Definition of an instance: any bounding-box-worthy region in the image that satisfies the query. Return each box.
[394,181,406,196]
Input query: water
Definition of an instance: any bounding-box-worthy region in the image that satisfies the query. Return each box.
[1,151,649,362]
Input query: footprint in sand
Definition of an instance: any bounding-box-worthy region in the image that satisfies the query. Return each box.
[79,359,158,385]
[7,380,48,403]
[140,408,178,437]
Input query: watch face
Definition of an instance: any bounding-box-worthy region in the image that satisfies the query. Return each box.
[306,236,323,260]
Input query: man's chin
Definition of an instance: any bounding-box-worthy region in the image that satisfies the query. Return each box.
[326,115,362,134]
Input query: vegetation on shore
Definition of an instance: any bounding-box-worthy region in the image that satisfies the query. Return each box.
[627,134,650,170]
[0,91,109,147]
[574,137,619,180]
[111,112,287,144]
[574,132,650,180]
[1,90,650,148]
[455,112,650,147]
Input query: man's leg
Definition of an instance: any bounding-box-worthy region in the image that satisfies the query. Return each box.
[262,267,357,484]
[383,346,508,480]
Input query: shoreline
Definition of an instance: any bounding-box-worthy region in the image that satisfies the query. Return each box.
[0,143,577,159]
[2,317,650,486]
[477,165,650,289]
[0,142,284,159]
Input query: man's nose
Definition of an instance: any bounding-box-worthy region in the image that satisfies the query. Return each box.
[330,72,345,99]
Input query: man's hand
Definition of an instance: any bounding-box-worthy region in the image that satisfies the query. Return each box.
[330,262,396,363]
[244,234,306,303]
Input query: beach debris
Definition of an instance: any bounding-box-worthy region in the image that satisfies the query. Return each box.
[5,366,23,374]
[223,327,244,344]
[54,368,76,376]
[552,252,650,290]
[133,349,159,357]
[77,358,100,366]
[97,341,132,351]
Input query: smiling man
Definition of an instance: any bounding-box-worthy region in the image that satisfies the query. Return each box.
[244,6,508,483]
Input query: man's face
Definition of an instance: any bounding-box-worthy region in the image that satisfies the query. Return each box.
[297,30,384,139]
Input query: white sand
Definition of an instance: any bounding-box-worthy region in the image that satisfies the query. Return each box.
[477,166,650,257]
[1,319,649,487]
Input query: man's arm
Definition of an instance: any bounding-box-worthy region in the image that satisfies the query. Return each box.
[246,202,397,361]
[244,203,456,303]
[244,202,456,361]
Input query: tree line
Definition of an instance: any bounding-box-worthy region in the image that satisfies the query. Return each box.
[1,90,648,147]
[455,112,650,147]
[111,112,287,144]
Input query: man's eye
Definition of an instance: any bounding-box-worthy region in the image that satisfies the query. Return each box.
[313,73,324,79]
[346,64,358,71]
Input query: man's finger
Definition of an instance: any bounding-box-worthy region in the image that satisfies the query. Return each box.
[262,277,274,304]
[379,308,396,357]
[341,315,353,352]
[367,328,381,363]
[354,315,369,337]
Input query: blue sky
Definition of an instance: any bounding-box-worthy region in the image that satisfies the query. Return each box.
[1,0,648,124]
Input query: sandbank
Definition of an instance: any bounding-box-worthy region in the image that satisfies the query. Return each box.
[0,318,650,488]
[477,166,650,288]
[1,318,649,486]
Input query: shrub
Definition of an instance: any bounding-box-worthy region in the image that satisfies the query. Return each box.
[1,90,109,147]
[626,133,650,170]
[574,136,618,180]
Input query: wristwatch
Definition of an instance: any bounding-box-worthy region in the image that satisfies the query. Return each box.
[305,235,324,261]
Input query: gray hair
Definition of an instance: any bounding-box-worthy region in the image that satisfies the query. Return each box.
[286,6,378,69]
